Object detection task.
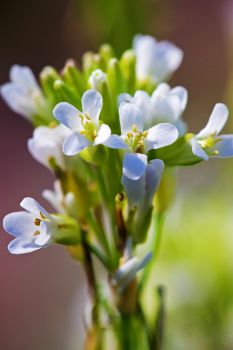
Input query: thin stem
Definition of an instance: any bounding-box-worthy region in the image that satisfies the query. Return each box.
[139,212,165,291]
[86,241,111,270]
[153,213,165,259]
[86,211,112,262]
[82,231,97,299]
[95,166,119,265]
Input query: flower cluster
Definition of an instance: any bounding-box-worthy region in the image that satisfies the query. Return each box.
[2,34,233,348]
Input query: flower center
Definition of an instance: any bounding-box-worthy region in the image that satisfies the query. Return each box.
[79,113,98,141]
[198,136,221,156]
[124,125,148,153]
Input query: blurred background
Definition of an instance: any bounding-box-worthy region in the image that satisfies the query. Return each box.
[1,0,233,349]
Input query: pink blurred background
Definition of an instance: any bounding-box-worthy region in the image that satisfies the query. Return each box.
[0,0,232,349]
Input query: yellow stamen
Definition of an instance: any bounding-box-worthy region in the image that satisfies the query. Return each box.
[34,218,41,226]
[132,125,138,133]
[33,230,40,236]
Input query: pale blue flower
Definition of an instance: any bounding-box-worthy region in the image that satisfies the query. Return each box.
[121,153,164,208]
[118,83,187,133]
[189,103,233,160]
[53,89,112,155]
[3,197,55,254]
[133,34,183,84]
[1,65,45,120]
[104,102,179,153]
[28,124,70,169]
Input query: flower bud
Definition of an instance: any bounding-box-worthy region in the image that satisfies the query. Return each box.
[62,59,84,97]
[120,49,136,94]
[99,43,115,65]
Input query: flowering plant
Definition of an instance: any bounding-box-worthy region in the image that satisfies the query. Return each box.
[2,34,233,349]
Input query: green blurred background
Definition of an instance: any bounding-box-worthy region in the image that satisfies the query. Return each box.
[1,0,233,349]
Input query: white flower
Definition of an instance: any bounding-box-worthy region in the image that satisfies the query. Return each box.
[42,180,77,215]
[28,124,70,170]
[119,83,187,132]
[151,83,187,124]
[189,103,233,160]
[133,34,183,84]
[1,65,45,120]
[104,102,179,153]
[3,197,55,254]
[53,89,112,155]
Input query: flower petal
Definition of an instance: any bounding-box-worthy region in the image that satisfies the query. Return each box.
[8,238,41,254]
[82,89,103,123]
[1,84,35,119]
[146,123,178,151]
[3,212,36,238]
[121,173,145,206]
[34,222,51,246]
[119,102,143,135]
[103,134,128,149]
[171,86,188,111]
[190,138,209,160]
[10,65,39,90]
[133,91,152,127]
[197,103,229,139]
[133,35,157,55]
[151,95,182,123]
[212,135,233,158]
[123,153,147,180]
[28,125,69,169]
[20,197,49,217]
[151,84,187,124]
[145,159,164,204]
[151,83,170,99]
[153,41,183,83]
[118,93,132,106]
[94,123,111,145]
[89,69,107,90]
[112,252,152,290]
[62,132,90,155]
[53,102,82,131]
[135,252,153,271]
[42,181,64,213]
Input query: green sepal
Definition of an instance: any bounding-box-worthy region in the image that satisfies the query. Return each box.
[51,214,80,245]
[79,145,108,166]
[148,137,202,166]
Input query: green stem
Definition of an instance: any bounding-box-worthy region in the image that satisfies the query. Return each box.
[139,212,165,291]
[86,211,112,262]
[86,241,111,270]
[95,166,119,266]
